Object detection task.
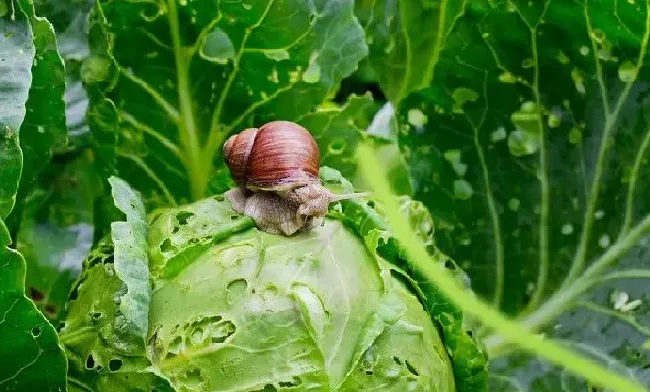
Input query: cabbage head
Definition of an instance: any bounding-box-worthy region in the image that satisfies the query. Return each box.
[60,172,487,392]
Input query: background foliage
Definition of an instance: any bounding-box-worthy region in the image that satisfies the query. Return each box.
[1,0,650,390]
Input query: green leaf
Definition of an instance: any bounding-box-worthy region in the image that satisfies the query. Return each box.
[297,93,374,182]
[34,0,94,149]
[0,220,67,392]
[356,0,465,102]
[320,167,489,392]
[18,152,98,323]
[86,0,368,208]
[396,0,650,387]
[14,0,67,195]
[0,2,33,219]
[108,176,150,342]
[61,237,171,392]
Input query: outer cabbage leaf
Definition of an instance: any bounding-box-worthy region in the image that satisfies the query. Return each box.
[395,0,650,388]
[0,3,68,391]
[18,152,98,323]
[321,167,488,392]
[61,175,155,391]
[85,0,368,208]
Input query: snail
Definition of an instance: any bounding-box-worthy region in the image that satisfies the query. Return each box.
[223,120,369,235]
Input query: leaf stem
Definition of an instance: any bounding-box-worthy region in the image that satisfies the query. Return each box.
[167,0,207,200]
[486,212,650,356]
[357,144,646,392]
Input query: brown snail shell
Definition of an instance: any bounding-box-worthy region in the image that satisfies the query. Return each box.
[223,121,320,191]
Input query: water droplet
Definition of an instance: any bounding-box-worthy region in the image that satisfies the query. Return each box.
[268,68,279,83]
[569,127,582,144]
[595,210,605,219]
[242,2,252,9]
[178,0,187,5]
[611,291,629,310]
[522,58,534,68]
[263,49,290,61]
[579,45,590,56]
[599,234,610,248]
[556,51,570,64]
[407,109,428,128]
[452,87,479,113]
[302,63,321,83]
[571,68,586,95]
[36,125,45,134]
[561,223,574,235]
[199,28,235,64]
[499,72,517,83]
[547,113,561,128]
[443,150,467,177]
[508,102,541,157]
[289,68,301,83]
[618,60,637,82]
[508,198,520,211]
[454,179,473,200]
[491,127,507,142]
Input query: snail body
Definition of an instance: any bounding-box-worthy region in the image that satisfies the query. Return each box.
[223,121,367,235]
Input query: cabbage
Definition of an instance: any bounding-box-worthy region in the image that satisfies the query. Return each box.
[60,173,487,392]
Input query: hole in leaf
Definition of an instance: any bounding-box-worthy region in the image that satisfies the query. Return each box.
[172,226,180,234]
[466,330,474,338]
[160,238,175,252]
[90,312,102,321]
[278,377,302,387]
[189,238,199,244]
[366,200,375,208]
[405,360,419,376]
[44,304,56,316]
[444,260,456,270]
[393,356,402,365]
[31,326,41,337]
[29,288,44,301]
[230,215,239,221]
[176,211,194,225]
[211,320,236,344]
[109,358,123,371]
[104,255,114,264]
[226,279,247,303]
[214,195,225,201]
[365,370,374,376]
[86,355,95,369]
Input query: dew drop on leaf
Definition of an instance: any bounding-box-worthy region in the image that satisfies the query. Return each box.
[618,61,637,83]
[547,113,561,128]
[571,68,586,95]
[508,198,520,211]
[561,223,574,235]
[452,87,479,113]
[579,45,589,56]
[454,179,473,200]
[569,126,582,144]
[599,234,611,248]
[491,127,507,142]
[508,102,541,156]
[444,150,467,177]
[498,72,517,83]
[407,109,428,128]
[595,210,605,219]
[522,58,534,68]
[302,63,321,83]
